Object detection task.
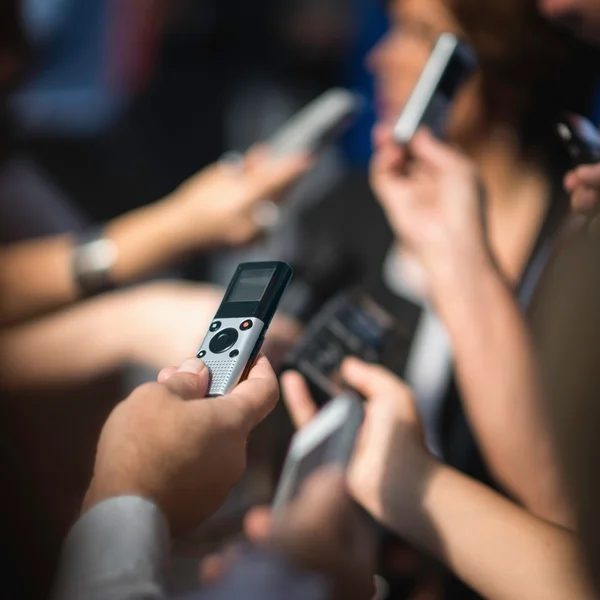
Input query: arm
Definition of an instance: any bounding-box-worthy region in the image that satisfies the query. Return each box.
[0,200,210,325]
[0,287,134,390]
[428,252,571,525]
[282,360,595,600]
[393,459,593,600]
[0,281,225,391]
[0,150,309,325]
[53,356,282,599]
[51,497,169,600]
[370,128,571,525]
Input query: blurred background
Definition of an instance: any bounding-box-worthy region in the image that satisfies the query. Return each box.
[8,0,386,224]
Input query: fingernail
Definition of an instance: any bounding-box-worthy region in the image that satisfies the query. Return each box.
[177,358,206,374]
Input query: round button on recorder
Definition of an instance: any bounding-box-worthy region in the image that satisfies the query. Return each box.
[210,321,222,332]
[209,328,239,354]
[240,319,253,331]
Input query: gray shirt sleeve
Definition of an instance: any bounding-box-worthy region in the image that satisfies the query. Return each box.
[51,495,331,600]
[51,496,170,600]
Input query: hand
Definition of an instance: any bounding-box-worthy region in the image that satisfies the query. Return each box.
[370,127,490,288]
[564,163,600,218]
[202,469,378,600]
[83,355,279,533]
[281,359,435,535]
[168,146,312,248]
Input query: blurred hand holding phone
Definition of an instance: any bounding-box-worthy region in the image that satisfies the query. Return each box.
[272,391,364,515]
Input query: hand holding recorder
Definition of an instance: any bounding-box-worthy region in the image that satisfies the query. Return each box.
[83,355,279,534]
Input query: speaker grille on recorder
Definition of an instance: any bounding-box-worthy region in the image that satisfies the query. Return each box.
[204,359,238,396]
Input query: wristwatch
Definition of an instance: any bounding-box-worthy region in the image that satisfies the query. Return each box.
[72,227,119,297]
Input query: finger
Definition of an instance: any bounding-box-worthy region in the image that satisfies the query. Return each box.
[372,140,406,177]
[564,170,579,193]
[257,156,314,201]
[244,506,273,543]
[372,122,395,150]
[157,366,178,383]
[223,355,280,431]
[243,144,269,171]
[341,357,409,399]
[276,468,349,538]
[199,553,229,586]
[573,163,600,189]
[280,371,318,428]
[199,545,242,586]
[162,358,210,401]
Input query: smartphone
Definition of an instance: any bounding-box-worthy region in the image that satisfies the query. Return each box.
[284,291,415,406]
[555,113,600,167]
[268,88,363,155]
[393,32,477,145]
[196,261,293,396]
[272,392,364,515]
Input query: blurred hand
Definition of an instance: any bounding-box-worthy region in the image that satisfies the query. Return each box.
[281,359,434,534]
[83,355,279,533]
[169,146,312,248]
[370,127,490,288]
[564,163,600,218]
[202,469,377,600]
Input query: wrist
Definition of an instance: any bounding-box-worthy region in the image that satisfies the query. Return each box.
[424,245,500,315]
[82,475,150,515]
[162,186,227,251]
[385,450,440,539]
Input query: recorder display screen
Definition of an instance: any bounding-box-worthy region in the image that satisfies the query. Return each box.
[226,268,274,303]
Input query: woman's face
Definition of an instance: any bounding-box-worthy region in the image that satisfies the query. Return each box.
[367,0,463,125]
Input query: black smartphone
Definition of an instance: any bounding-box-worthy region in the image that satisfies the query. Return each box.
[284,291,413,406]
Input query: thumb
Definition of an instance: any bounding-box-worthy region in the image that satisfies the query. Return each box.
[573,163,600,189]
[341,357,409,400]
[223,355,280,431]
[162,358,210,401]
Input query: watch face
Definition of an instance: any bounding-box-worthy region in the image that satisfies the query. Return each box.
[79,238,119,272]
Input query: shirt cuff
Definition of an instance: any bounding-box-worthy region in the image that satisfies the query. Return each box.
[51,496,170,600]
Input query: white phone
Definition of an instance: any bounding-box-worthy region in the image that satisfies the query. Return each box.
[272,392,364,515]
[268,88,363,155]
[394,32,477,145]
